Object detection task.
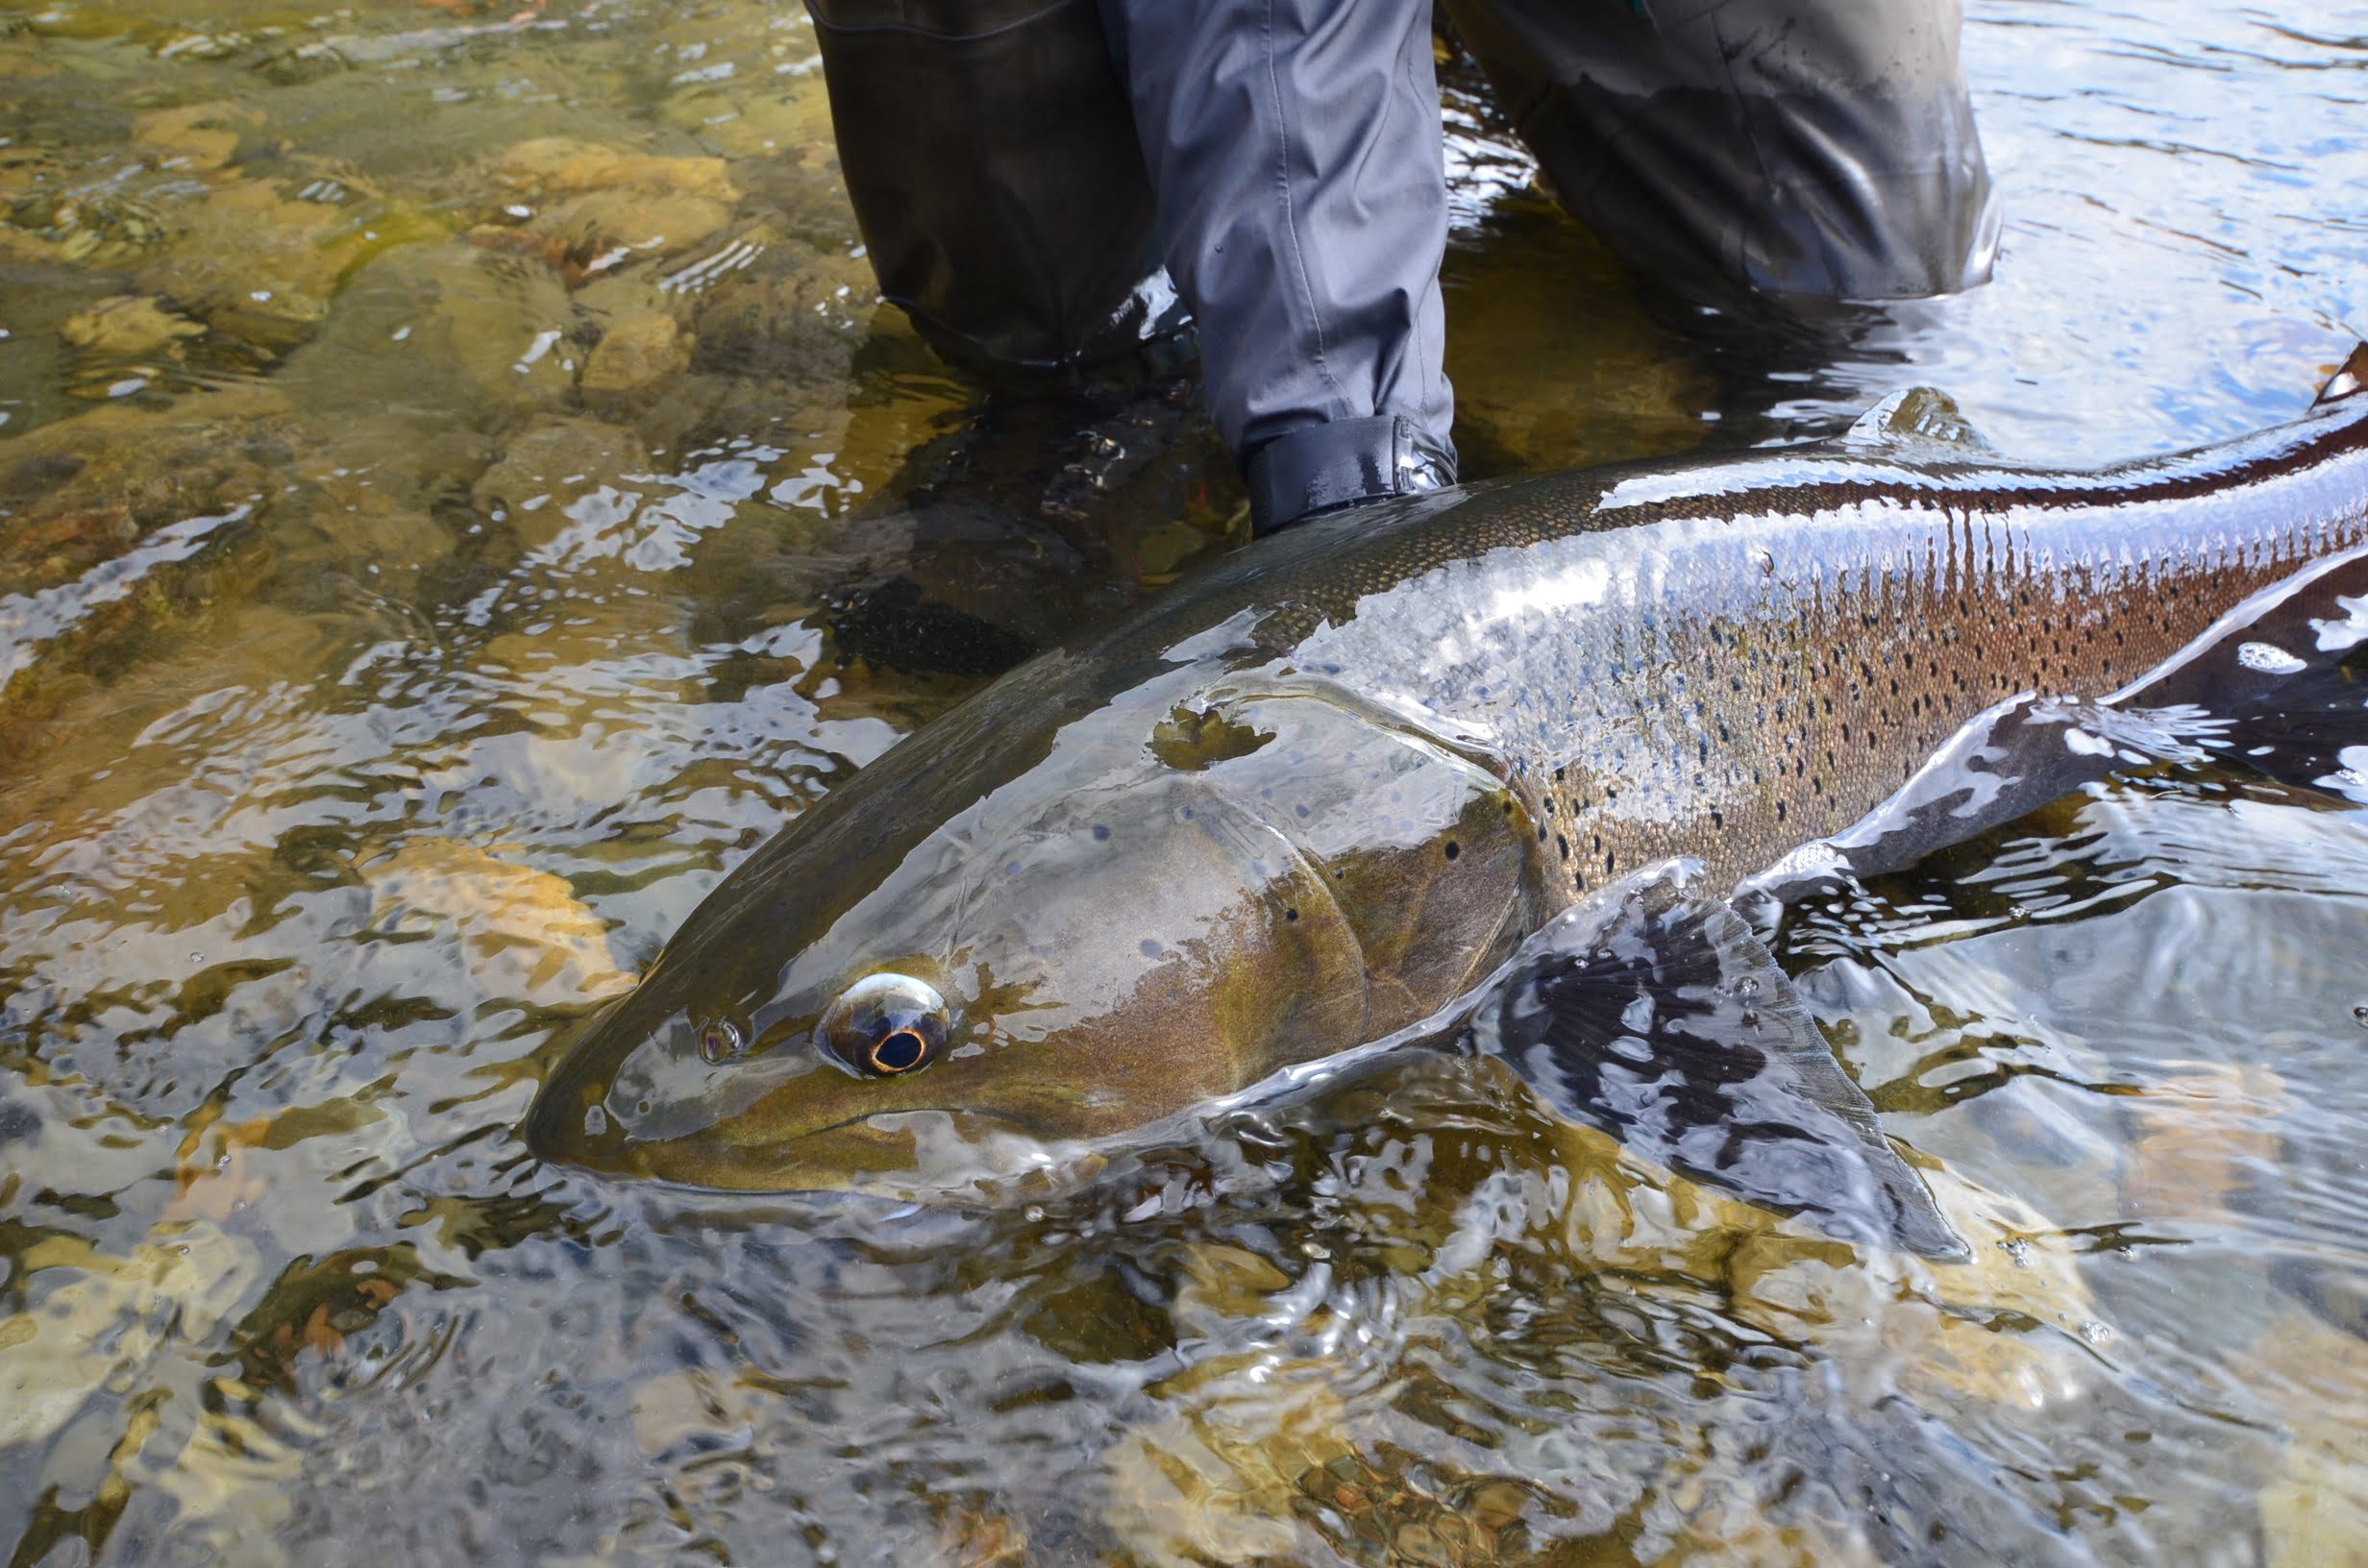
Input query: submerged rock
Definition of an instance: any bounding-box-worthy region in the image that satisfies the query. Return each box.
[5,184,177,267]
[486,137,737,206]
[2118,1062,2288,1220]
[473,136,745,288]
[0,387,299,751]
[134,183,354,342]
[0,1225,260,1451]
[469,415,651,553]
[361,839,633,1004]
[58,294,207,360]
[0,385,292,593]
[129,102,261,175]
[580,310,690,404]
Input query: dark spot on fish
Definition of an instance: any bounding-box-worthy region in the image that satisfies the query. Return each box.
[1556,834,1569,860]
[1141,940,1164,958]
[1285,909,1298,923]
[1093,824,1111,842]
[1295,803,1310,819]
[1007,861,1023,876]
[1443,841,1460,862]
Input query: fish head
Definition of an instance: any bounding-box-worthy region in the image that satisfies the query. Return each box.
[525,679,1546,1195]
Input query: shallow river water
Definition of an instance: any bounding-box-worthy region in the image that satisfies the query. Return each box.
[4,1,2368,1563]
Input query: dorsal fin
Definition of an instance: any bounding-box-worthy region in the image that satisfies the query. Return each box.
[2314,342,2368,407]
[1842,386,1994,456]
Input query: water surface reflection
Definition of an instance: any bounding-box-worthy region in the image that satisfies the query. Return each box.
[2,0,2366,1561]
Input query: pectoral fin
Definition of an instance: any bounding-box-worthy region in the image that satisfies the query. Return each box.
[2109,541,2368,801]
[1841,386,1997,458]
[1744,543,2368,908]
[2313,342,2368,406]
[1459,863,1964,1260]
[1759,692,2224,899]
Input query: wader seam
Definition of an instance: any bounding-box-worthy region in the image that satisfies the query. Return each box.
[1264,0,1349,424]
[1400,22,1449,422]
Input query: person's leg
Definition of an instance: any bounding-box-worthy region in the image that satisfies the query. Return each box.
[1103,0,1458,532]
[1440,0,1998,301]
[803,0,1182,376]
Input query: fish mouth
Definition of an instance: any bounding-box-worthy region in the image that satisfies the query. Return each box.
[794,1107,1095,1202]
[795,1104,1046,1150]
[541,1101,1071,1198]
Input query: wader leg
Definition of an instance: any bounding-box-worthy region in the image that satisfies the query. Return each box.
[802,0,1183,376]
[1101,0,1459,532]
[1440,0,1999,301]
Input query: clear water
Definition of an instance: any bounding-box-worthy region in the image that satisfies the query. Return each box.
[2,1,2366,1562]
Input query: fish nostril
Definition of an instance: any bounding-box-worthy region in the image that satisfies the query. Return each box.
[700,1020,743,1064]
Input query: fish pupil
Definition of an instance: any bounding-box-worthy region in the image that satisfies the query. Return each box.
[873,1029,926,1073]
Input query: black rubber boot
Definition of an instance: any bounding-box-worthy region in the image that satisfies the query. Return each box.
[802,0,1185,376]
[1440,0,1997,301]
[1246,415,1458,535]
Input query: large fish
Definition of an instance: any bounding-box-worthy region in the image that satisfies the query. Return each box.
[527,352,2368,1256]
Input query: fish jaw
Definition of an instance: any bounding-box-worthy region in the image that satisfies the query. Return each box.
[535,1082,1074,1197]
[521,979,1077,1193]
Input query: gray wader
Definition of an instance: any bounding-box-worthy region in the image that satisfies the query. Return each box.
[802,0,1995,532]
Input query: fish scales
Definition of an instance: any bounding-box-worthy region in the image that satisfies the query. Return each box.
[1258,405,2368,900]
[525,380,2368,1214]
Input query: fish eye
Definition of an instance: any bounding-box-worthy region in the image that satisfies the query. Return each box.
[820,973,950,1079]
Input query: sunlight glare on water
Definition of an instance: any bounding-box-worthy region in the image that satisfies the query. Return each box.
[1,0,2366,1561]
